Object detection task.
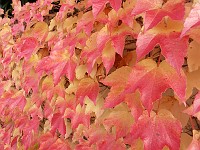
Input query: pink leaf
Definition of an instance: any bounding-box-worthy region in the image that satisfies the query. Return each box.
[16,37,38,60]
[132,0,185,30]
[136,32,188,72]
[125,59,186,112]
[181,2,200,36]
[126,110,182,150]
[188,130,200,150]
[92,0,122,17]
[92,0,107,18]
[51,113,66,136]
[64,108,90,129]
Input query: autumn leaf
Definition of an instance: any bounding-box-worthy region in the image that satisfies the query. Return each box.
[186,69,200,99]
[184,92,200,118]
[64,107,90,129]
[124,59,186,112]
[103,104,134,139]
[39,132,71,150]
[132,0,185,31]
[16,37,38,60]
[76,77,99,105]
[82,24,134,73]
[136,19,188,72]
[36,49,77,85]
[187,130,200,150]
[187,40,200,72]
[101,66,132,107]
[125,92,144,121]
[92,0,122,18]
[51,113,66,136]
[25,21,48,42]
[153,96,189,127]
[126,109,182,150]
[0,90,26,112]
[181,2,200,37]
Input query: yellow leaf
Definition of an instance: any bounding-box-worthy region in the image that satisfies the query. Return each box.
[75,65,87,80]
[186,69,200,98]
[187,40,200,72]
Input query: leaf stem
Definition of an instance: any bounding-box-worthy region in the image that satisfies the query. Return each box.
[157,54,161,67]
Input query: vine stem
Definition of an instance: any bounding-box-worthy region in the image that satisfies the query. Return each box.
[189,116,195,131]
[156,99,161,115]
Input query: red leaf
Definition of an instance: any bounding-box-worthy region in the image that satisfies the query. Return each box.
[181,2,200,37]
[109,0,122,12]
[64,108,90,129]
[126,110,182,150]
[97,135,126,150]
[16,37,38,60]
[92,0,122,18]
[132,0,185,30]
[39,132,71,150]
[51,113,66,136]
[136,31,188,72]
[0,90,26,111]
[82,25,134,73]
[92,0,107,18]
[125,59,186,112]
[76,78,99,105]
[36,49,77,85]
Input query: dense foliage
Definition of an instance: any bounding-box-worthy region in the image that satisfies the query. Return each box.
[0,0,200,149]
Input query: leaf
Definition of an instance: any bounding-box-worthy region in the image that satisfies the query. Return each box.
[101,66,132,107]
[181,2,200,37]
[92,0,122,18]
[39,132,71,150]
[82,25,134,73]
[101,66,132,86]
[0,90,26,112]
[103,105,134,139]
[16,37,38,60]
[97,136,126,150]
[25,21,48,42]
[132,0,185,30]
[101,41,116,73]
[187,130,200,150]
[76,11,94,36]
[180,133,192,150]
[127,109,182,150]
[75,65,87,80]
[76,78,99,105]
[187,40,200,72]
[136,19,188,72]
[185,69,200,99]
[125,59,186,112]
[184,92,200,118]
[125,92,144,121]
[51,113,66,136]
[64,107,90,129]
[153,96,189,127]
[36,49,77,85]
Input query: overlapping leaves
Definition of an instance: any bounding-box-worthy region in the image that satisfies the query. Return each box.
[0,0,200,149]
